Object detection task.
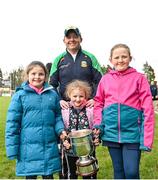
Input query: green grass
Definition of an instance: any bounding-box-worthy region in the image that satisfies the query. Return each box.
[0,96,17,178]
[1,96,158,179]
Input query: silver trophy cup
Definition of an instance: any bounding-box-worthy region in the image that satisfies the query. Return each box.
[69,129,99,176]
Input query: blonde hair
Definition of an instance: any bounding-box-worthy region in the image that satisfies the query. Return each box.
[24,61,48,82]
[110,43,131,58]
[65,80,92,100]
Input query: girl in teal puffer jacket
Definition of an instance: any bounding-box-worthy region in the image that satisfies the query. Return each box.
[5,61,67,179]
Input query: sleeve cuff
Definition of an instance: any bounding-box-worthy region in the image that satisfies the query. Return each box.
[139,145,151,152]
[8,155,17,160]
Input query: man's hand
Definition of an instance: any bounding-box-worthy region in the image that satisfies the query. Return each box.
[86,99,94,108]
[60,100,70,109]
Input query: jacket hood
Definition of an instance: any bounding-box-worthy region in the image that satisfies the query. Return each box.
[109,67,137,75]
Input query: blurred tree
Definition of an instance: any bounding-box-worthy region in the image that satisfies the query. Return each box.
[143,62,155,84]
[0,68,2,87]
[10,66,24,90]
[101,65,112,74]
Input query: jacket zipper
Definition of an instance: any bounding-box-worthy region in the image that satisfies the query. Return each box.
[118,103,121,143]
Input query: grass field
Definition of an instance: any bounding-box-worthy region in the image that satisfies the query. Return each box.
[0,96,158,179]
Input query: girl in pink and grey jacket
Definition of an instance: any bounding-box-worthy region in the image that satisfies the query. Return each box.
[60,80,97,179]
[93,44,155,179]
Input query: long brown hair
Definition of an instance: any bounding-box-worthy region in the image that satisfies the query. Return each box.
[24,61,48,82]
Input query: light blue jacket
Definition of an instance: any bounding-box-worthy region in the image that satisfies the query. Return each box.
[5,82,65,176]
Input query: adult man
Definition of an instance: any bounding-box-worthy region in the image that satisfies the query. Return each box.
[49,26,103,108]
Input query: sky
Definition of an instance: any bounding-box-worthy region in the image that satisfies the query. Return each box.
[0,0,158,80]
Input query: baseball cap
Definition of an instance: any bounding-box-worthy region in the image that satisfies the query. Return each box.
[64,26,81,37]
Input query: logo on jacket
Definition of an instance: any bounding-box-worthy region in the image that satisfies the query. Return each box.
[59,63,71,69]
[81,61,88,68]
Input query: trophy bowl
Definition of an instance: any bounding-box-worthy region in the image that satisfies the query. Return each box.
[69,129,99,176]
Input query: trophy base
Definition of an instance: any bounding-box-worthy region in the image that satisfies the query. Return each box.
[76,156,99,177]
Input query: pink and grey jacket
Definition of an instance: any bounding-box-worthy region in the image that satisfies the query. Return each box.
[62,106,94,130]
[93,67,155,151]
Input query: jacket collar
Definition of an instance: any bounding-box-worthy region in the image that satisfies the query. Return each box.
[109,67,137,75]
[15,81,53,93]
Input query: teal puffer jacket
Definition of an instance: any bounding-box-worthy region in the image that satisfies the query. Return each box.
[5,82,65,176]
